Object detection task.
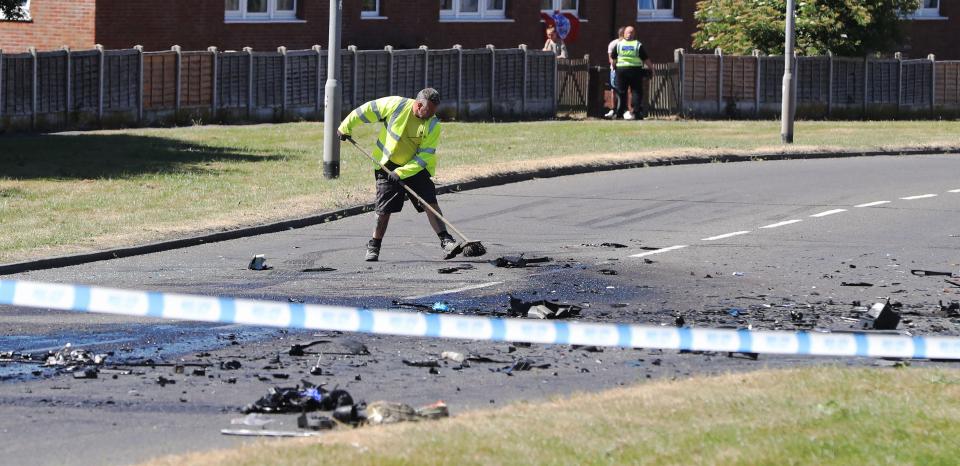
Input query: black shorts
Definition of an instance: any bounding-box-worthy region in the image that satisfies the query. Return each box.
[375,169,437,214]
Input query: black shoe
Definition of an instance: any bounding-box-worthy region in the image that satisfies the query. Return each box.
[365,240,380,262]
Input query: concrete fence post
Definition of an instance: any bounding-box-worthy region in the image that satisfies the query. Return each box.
[487,44,495,119]
[454,44,462,120]
[895,51,902,113]
[0,49,4,122]
[674,48,684,116]
[715,47,723,115]
[420,45,429,89]
[862,56,869,118]
[312,45,322,118]
[134,45,143,123]
[29,47,37,130]
[278,46,287,118]
[519,44,528,119]
[752,49,761,116]
[209,46,218,118]
[64,46,72,123]
[171,45,182,116]
[243,47,253,119]
[928,53,936,111]
[348,45,358,108]
[827,50,833,117]
[384,45,394,96]
[96,44,105,124]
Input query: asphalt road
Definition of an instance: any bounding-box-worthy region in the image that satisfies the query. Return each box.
[1,153,959,465]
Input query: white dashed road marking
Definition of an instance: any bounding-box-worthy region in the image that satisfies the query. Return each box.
[947,189,960,193]
[630,245,688,258]
[760,219,802,229]
[855,201,891,208]
[702,231,751,241]
[403,281,503,300]
[810,209,847,218]
[901,194,937,200]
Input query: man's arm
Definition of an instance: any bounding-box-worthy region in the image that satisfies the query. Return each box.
[337,97,392,138]
[394,117,441,179]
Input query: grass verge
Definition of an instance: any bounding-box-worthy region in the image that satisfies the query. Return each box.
[1,120,959,263]
[144,366,960,465]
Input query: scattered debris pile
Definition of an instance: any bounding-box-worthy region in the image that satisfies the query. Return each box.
[490,255,552,268]
[509,296,581,319]
[858,300,901,330]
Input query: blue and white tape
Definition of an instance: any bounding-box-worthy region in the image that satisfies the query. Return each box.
[1,279,958,360]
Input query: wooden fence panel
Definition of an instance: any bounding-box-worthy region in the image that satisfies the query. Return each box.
[103,50,139,111]
[722,55,755,101]
[867,59,898,104]
[2,53,32,116]
[683,54,719,101]
[392,49,425,99]
[796,57,829,103]
[37,51,67,114]
[286,50,318,108]
[180,51,213,108]
[901,59,932,107]
[935,61,960,106]
[832,57,863,106]
[143,52,177,110]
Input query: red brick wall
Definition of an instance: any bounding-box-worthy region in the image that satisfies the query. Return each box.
[0,0,96,52]
[902,2,960,60]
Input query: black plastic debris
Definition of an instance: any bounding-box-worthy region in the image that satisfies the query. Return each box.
[841,282,874,287]
[494,358,551,375]
[727,352,759,360]
[156,376,176,387]
[598,269,618,275]
[333,403,367,426]
[583,242,628,248]
[438,264,475,274]
[911,269,954,277]
[340,338,370,356]
[674,315,685,327]
[509,296,581,320]
[790,310,804,322]
[301,267,336,272]
[73,368,98,379]
[402,359,441,368]
[243,381,349,414]
[298,412,336,430]
[940,301,960,318]
[288,340,330,356]
[220,360,242,370]
[490,255,552,268]
[859,300,901,330]
[248,254,272,270]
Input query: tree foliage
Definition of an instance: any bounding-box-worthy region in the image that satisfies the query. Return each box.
[692,0,921,56]
[0,0,27,20]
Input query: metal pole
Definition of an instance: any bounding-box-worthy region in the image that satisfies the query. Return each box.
[322,0,342,179]
[780,0,796,144]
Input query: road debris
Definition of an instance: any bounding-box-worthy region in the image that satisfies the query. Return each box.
[911,269,955,277]
[248,254,271,270]
[297,412,336,430]
[221,429,320,437]
[437,264,474,274]
[43,344,108,369]
[859,300,900,330]
[366,400,449,425]
[509,296,581,319]
[494,358,551,375]
[301,267,336,272]
[288,340,331,356]
[841,282,874,287]
[940,301,960,318]
[490,255,552,268]
[231,413,274,427]
[402,359,440,368]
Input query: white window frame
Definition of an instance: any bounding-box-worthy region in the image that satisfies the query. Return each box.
[0,0,31,21]
[540,0,578,15]
[361,0,382,18]
[637,0,676,20]
[225,0,299,23]
[440,0,507,21]
[909,0,944,19]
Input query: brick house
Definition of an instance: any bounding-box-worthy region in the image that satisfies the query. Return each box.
[1,1,957,65]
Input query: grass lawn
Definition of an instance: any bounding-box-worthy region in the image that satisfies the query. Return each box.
[1,120,959,263]
[145,366,960,466]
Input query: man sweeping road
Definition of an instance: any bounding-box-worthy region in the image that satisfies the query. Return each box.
[337,88,458,262]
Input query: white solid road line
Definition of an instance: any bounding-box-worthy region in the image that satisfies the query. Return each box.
[810,209,847,218]
[403,281,503,300]
[855,200,891,208]
[900,194,938,200]
[701,231,751,241]
[760,219,802,229]
[950,189,960,193]
[630,245,688,258]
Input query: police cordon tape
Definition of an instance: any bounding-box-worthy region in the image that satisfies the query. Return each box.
[2,279,960,359]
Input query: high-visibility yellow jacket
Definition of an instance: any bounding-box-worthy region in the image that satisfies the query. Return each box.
[338,96,441,179]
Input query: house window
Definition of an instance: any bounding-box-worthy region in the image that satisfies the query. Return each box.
[540,0,577,14]
[362,0,380,17]
[913,0,941,17]
[0,0,30,21]
[637,0,674,19]
[225,0,298,21]
[440,0,506,20]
